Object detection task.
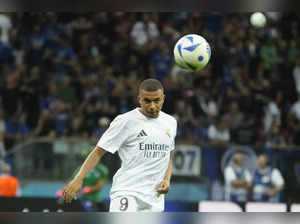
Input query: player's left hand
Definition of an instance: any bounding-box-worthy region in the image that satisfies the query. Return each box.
[156,180,170,194]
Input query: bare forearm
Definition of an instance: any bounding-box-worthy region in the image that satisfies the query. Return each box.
[273,185,284,193]
[164,152,173,182]
[74,147,106,181]
[232,180,251,188]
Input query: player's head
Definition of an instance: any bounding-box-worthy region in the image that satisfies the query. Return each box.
[138,79,165,118]
[218,116,230,130]
[233,152,245,167]
[1,162,11,174]
[257,154,269,169]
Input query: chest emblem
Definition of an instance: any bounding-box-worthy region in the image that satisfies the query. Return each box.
[166,128,171,138]
[137,129,148,137]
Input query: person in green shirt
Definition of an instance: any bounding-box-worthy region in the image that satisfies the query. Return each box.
[57,163,109,211]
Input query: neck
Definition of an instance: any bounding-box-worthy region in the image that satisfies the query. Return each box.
[138,108,158,118]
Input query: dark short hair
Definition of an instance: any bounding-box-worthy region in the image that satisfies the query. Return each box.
[139,79,164,92]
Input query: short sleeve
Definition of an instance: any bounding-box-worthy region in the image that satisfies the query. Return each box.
[271,168,284,186]
[244,170,252,182]
[224,167,236,185]
[269,103,279,115]
[20,123,29,135]
[96,115,129,154]
[223,130,230,141]
[207,125,216,140]
[0,121,4,132]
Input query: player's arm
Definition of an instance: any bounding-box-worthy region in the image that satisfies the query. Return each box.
[63,146,106,203]
[269,184,284,197]
[268,169,285,197]
[231,180,252,188]
[225,168,252,188]
[157,151,173,194]
[232,170,252,188]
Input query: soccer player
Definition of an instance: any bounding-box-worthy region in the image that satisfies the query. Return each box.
[63,79,177,212]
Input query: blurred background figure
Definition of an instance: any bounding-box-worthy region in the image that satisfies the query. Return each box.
[0,13,12,46]
[0,162,21,197]
[90,117,110,142]
[252,154,284,202]
[224,152,252,206]
[57,162,109,211]
[208,117,231,149]
[0,106,6,159]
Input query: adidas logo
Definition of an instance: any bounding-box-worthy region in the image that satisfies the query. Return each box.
[137,130,148,137]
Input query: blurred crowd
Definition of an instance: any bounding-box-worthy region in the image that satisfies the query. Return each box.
[0,12,300,158]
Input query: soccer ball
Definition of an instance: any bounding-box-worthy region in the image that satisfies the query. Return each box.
[173,34,211,72]
[250,12,267,28]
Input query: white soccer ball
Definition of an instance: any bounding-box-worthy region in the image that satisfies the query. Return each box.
[250,12,267,28]
[173,34,211,72]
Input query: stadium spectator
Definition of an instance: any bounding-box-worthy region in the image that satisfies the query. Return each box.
[0,106,6,159]
[1,66,24,117]
[64,115,87,139]
[91,117,110,142]
[3,112,29,172]
[0,14,12,46]
[70,163,109,211]
[290,96,300,122]
[58,75,76,104]
[0,162,21,197]
[293,58,300,94]
[260,36,278,72]
[223,101,244,132]
[252,154,284,202]
[53,33,76,75]
[21,66,42,130]
[24,25,46,66]
[224,152,252,205]
[265,123,286,148]
[207,117,231,148]
[130,13,160,48]
[149,39,172,80]
[263,96,281,135]
[31,109,56,177]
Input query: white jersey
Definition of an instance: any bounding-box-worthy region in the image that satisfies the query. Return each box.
[97,108,177,210]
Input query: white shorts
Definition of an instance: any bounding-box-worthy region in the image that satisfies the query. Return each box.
[109,195,163,212]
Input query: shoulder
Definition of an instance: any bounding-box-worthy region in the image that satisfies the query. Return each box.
[111,109,139,127]
[224,166,233,173]
[244,169,251,175]
[160,111,177,126]
[271,168,282,175]
[160,111,177,133]
[208,125,216,133]
[224,166,234,176]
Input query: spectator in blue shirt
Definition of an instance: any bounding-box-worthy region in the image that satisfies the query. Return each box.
[53,33,76,75]
[150,40,172,80]
[4,112,29,173]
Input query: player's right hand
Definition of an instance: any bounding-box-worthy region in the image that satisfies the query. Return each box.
[62,178,83,203]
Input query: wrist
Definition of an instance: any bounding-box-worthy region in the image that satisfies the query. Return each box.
[163,177,171,182]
